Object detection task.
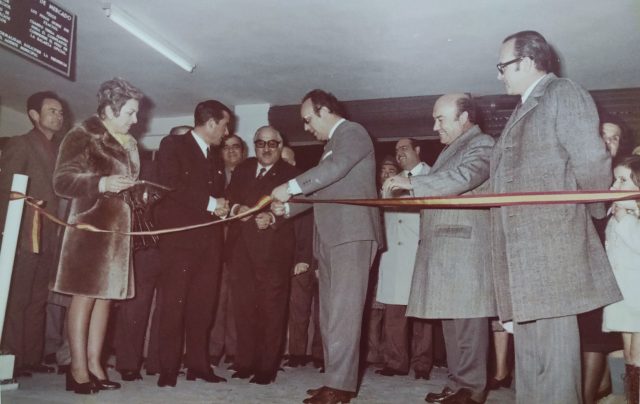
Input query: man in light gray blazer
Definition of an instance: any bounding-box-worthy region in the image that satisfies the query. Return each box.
[491,31,621,404]
[384,94,496,404]
[272,89,381,404]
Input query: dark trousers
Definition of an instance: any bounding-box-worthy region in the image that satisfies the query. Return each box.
[2,249,53,368]
[231,245,291,376]
[208,264,236,360]
[157,245,222,374]
[288,269,323,360]
[114,247,161,371]
[381,304,433,373]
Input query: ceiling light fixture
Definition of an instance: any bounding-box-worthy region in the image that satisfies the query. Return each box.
[102,3,196,73]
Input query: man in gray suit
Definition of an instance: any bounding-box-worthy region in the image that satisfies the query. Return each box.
[272,89,381,404]
[384,94,496,404]
[0,91,65,377]
[491,31,621,403]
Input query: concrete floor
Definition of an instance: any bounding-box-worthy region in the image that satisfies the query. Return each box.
[1,361,518,404]
[2,360,630,404]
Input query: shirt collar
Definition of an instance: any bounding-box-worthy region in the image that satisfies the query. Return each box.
[521,74,547,104]
[328,118,346,140]
[256,162,274,175]
[191,130,209,157]
[404,162,426,177]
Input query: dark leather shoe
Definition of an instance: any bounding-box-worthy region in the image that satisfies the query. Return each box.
[415,370,431,380]
[375,367,408,376]
[120,370,143,381]
[486,374,511,390]
[306,386,326,396]
[186,368,226,383]
[157,372,177,387]
[426,386,455,402]
[28,364,55,373]
[65,370,99,394]
[304,386,355,404]
[13,367,32,378]
[89,371,121,390]
[440,388,476,404]
[232,368,254,379]
[249,372,276,385]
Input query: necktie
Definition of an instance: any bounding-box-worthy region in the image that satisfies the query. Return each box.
[257,167,266,179]
[407,172,413,178]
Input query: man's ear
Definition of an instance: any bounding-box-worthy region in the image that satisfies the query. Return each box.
[415,146,421,156]
[28,109,40,123]
[459,111,469,125]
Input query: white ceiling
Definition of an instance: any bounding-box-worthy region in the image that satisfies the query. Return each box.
[2,0,640,123]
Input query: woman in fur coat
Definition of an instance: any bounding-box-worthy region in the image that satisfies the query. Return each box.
[52,78,144,394]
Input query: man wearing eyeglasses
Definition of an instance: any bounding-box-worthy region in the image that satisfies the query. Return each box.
[225,126,300,384]
[271,89,382,404]
[208,134,247,368]
[490,31,619,403]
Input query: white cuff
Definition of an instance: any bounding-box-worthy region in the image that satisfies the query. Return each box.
[206,196,218,212]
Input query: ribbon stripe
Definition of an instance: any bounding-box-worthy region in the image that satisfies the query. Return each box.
[8,190,640,240]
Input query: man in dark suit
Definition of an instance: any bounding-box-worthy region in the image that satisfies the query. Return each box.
[209,134,246,367]
[225,126,299,384]
[272,89,382,404]
[280,146,323,369]
[0,91,65,377]
[385,94,496,404]
[491,31,620,403]
[114,125,192,381]
[154,100,231,387]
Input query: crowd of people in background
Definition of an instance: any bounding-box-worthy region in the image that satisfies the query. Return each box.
[1,30,639,404]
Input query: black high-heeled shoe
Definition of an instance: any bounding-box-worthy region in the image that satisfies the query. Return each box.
[65,370,99,394]
[89,370,122,390]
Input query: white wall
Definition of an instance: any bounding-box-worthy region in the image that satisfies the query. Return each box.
[0,105,30,137]
[234,103,270,157]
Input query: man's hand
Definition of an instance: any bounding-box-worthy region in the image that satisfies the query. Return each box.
[235,205,252,221]
[214,198,229,217]
[382,175,412,195]
[271,183,291,202]
[293,262,310,275]
[254,212,273,230]
[271,200,286,217]
[104,175,136,193]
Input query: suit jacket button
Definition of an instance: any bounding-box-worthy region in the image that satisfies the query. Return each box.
[208,181,213,185]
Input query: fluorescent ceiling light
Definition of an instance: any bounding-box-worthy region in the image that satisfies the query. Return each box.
[103,3,196,73]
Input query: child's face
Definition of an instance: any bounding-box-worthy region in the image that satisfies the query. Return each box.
[611,166,640,191]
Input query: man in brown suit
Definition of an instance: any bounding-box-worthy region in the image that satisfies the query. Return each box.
[491,31,621,403]
[0,91,65,377]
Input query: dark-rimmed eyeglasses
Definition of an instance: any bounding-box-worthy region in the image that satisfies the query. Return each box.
[254,140,281,149]
[496,57,525,74]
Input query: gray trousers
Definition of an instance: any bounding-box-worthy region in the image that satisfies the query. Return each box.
[316,239,377,392]
[513,315,581,404]
[442,317,489,402]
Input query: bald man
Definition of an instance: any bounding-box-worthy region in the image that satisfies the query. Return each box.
[385,94,496,404]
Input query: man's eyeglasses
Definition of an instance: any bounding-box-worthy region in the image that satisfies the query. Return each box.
[222,144,242,152]
[254,140,281,149]
[496,56,525,74]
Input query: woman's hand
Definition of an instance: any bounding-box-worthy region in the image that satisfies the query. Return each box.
[104,175,136,193]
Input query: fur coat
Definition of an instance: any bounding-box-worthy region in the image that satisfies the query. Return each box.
[51,115,139,299]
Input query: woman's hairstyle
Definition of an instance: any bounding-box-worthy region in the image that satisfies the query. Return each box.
[616,155,640,189]
[97,77,144,119]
